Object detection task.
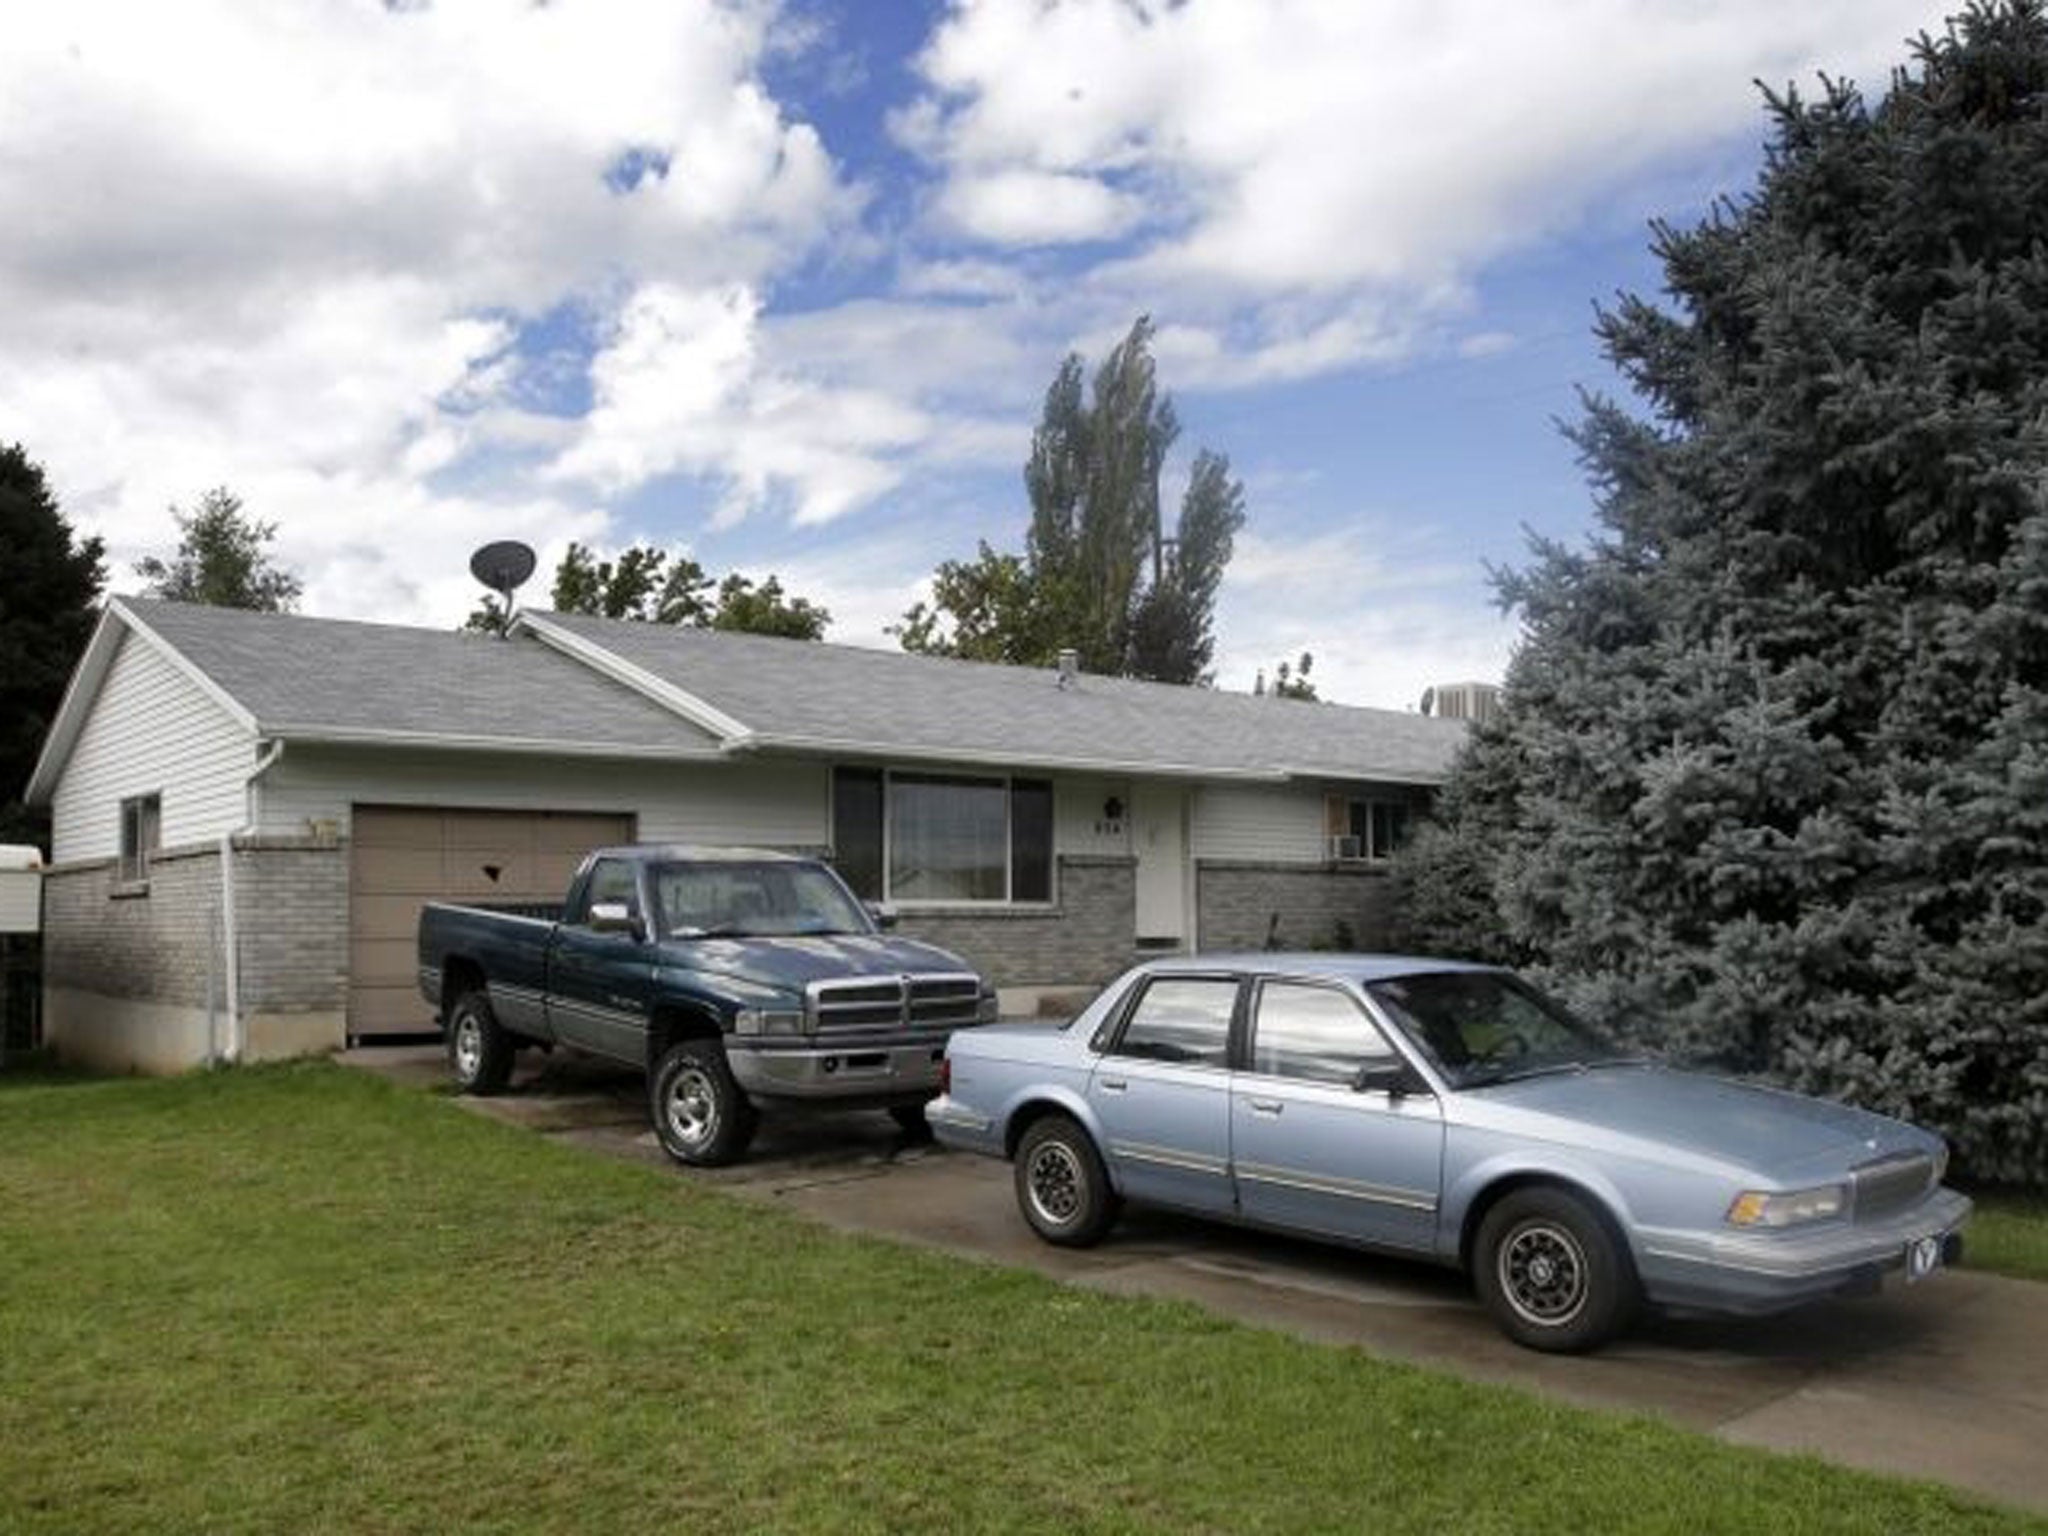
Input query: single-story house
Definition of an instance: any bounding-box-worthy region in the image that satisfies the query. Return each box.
[26,596,1468,1072]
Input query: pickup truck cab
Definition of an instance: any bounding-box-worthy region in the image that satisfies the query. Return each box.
[418,845,996,1165]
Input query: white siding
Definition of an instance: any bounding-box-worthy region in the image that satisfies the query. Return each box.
[256,745,830,848]
[51,633,256,863]
[0,870,40,932]
[1188,782,1326,863]
[1055,774,1132,858]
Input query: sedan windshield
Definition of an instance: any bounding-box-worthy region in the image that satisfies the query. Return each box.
[1365,971,1633,1089]
[652,862,872,940]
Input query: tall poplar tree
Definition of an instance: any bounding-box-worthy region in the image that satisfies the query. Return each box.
[898,317,1245,683]
[1399,0,2048,1180]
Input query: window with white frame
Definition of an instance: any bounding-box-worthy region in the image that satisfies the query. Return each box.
[1326,794,1409,863]
[832,768,1053,905]
[119,793,161,884]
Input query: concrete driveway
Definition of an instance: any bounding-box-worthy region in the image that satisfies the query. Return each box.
[345,1044,2048,1516]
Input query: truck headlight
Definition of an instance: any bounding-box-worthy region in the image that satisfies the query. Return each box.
[733,1007,806,1037]
[1727,1183,1846,1229]
[976,985,1000,1023]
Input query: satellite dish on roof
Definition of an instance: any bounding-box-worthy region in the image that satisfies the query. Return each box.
[468,540,537,637]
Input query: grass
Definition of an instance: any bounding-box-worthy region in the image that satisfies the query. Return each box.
[1,1065,2041,1535]
[1964,1189,2048,1285]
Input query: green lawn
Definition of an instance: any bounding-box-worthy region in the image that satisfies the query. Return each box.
[1965,1190,2048,1285]
[0,1065,2038,1535]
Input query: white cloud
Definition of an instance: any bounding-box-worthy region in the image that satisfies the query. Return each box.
[905,0,1941,375]
[549,282,934,527]
[0,0,856,622]
[1214,527,1515,710]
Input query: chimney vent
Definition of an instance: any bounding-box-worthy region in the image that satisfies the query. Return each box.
[1056,648,1079,689]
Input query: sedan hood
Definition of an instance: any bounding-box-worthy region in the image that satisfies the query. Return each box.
[659,932,979,996]
[1471,1065,1911,1177]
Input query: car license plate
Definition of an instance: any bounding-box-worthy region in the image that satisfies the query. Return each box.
[1905,1234,1943,1283]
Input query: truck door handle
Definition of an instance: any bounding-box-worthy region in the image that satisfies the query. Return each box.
[1099,1077,1128,1093]
[1247,1098,1283,1116]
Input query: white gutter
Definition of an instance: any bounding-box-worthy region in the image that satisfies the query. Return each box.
[218,739,285,1065]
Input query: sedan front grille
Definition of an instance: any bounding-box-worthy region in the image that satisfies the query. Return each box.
[810,973,984,1033]
[1851,1153,1935,1222]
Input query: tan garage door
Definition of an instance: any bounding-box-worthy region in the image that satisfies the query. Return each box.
[348,805,635,1036]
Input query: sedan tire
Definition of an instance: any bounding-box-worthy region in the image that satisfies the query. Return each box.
[446,990,515,1096]
[1474,1186,1636,1353]
[650,1040,758,1168]
[1014,1115,1118,1247]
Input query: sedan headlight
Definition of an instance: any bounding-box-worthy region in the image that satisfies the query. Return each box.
[732,1007,807,1037]
[1726,1183,1847,1229]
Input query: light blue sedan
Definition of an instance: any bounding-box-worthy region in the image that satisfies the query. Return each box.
[928,955,1970,1352]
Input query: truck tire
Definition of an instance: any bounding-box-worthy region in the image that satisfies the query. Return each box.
[1474,1186,1637,1353]
[889,1103,935,1142]
[447,990,515,1096]
[1013,1114,1117,1247]
[650,1040,758,1167]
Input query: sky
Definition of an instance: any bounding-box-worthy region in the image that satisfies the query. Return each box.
[0,0,1948,710]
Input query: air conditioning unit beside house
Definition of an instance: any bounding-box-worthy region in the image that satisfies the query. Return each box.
[1327,834,1363,862]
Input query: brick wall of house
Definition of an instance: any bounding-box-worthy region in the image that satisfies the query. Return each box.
[42,844,226,1007]
[231,835,348,1013]
[1195,860,1398,953]
[896,855,1137,988]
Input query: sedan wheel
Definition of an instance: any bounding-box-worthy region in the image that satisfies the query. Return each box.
[1474,1186,1634,1353]
[1012,1115,1117,1247]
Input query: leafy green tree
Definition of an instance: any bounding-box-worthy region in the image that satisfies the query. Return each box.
[463,541,832,640]
[1256,651,1318,701]
[707,573,829,640]
[899,317,1245,683]
[134,487,301,611]
[0,445,105,846]
[1399,0,2048,1180]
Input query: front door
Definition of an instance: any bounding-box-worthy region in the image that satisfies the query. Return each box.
[1230,979,1444,1252]
[1086,973,1240,1215]
[1131,782,1188,949]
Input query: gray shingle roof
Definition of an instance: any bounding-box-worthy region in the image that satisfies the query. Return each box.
[529,610,1468,783]
[124,598,720,754]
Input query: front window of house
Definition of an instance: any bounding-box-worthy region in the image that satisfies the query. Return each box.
[832,768,1053,905]
[119,793,161,884]
[1328,795,1408,862]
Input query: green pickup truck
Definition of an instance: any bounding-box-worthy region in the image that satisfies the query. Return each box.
[417,846,997,1166]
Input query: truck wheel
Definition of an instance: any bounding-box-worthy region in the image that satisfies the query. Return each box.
[447,991,515,1096]
[1014,1115,1117,1247]
[650,1041,758,1167]
[1474,1186,1636,1353]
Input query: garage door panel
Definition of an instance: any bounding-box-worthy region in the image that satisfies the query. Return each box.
[441,850,537,898]
[352,846,445,895]
[349,805,632,1037]
[354,893,429,942]
[537,813,633,853]
[353,808,446,848]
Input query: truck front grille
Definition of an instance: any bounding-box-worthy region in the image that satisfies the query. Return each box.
[810,974,984,1033]
[1852,1153,1935,1222]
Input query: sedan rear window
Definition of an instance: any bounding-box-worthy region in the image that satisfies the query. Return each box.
[1112,977,1236,1068]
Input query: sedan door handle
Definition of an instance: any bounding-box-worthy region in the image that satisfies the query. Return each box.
[1099,1077,1128,1093]
[1247,1098,1283,1116]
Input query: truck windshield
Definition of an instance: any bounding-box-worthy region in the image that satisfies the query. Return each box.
[652,861,874,940]
[1364,971,1634,1089]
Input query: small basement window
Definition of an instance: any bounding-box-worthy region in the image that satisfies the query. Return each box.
[119,793,161,885]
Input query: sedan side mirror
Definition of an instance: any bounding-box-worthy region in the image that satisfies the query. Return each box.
[1353,1060,1426,1098]
[588,901,643,940]
[866,901,900,931]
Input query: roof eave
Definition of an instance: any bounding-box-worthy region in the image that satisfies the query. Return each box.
[262,724,728,761]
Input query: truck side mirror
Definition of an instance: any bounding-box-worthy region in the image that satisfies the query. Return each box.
[866,901,900,931]
[588,901,643,940]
